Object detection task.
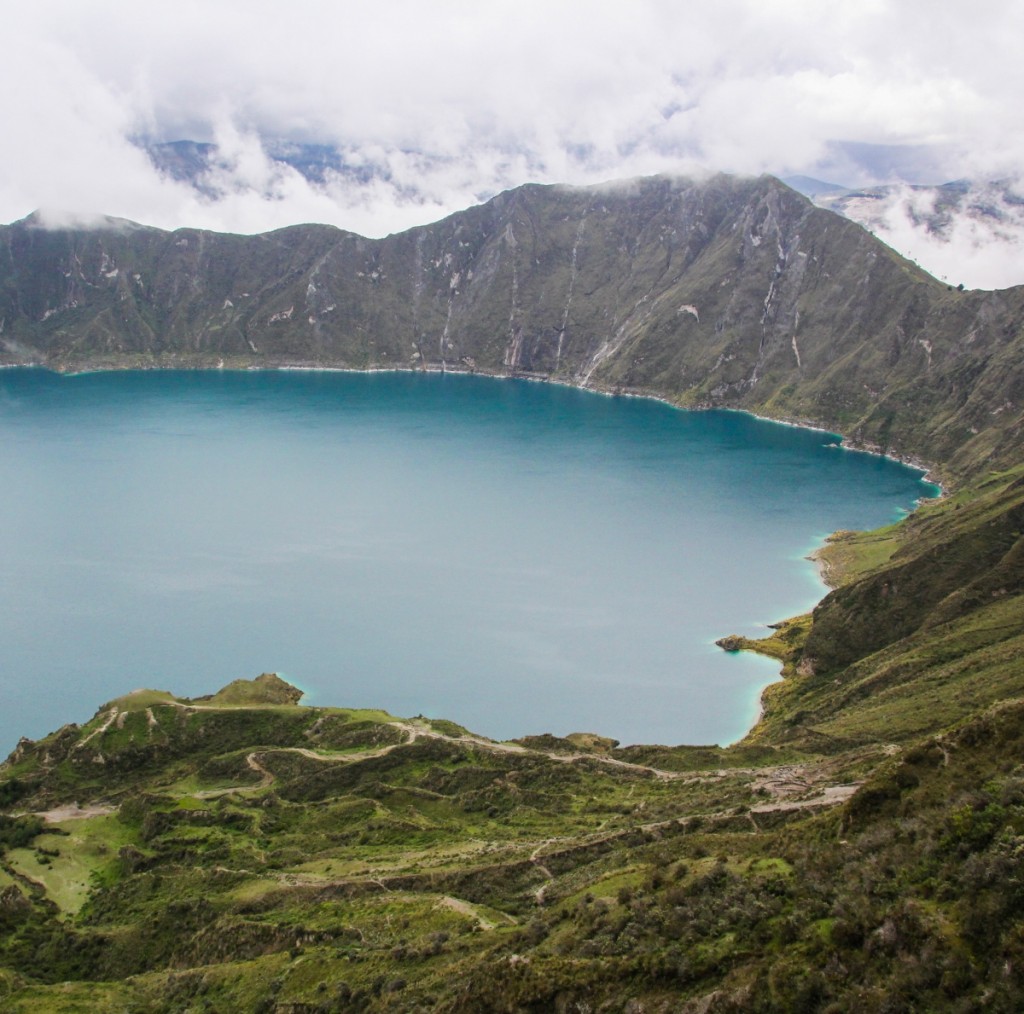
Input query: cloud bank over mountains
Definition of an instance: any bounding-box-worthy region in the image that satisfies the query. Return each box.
[821,180,1024,291]
[4,1,1024,287]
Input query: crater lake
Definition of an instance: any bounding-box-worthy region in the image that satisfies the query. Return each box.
[0,368,937,751]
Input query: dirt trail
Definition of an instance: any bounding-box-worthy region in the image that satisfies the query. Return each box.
[35,804,116,823]
[436,895,515,930]
[390,722,709,781]
[245,752,275,789]
[54,708,860,826]
[750,782,860,814]
[528,837,561,905]
[226,717,717,788]
[78,703,774,787]
[76,708,119,748]
[397,722,863,806]
[282,735,416,763]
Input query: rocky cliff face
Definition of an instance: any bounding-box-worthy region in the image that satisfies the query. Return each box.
[3,173,1024,477]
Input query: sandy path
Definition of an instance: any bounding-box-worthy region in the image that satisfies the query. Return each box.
[437,895,516,930]
[35,804,116,823]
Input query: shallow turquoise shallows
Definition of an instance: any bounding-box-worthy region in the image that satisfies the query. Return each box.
[0,368,936,751]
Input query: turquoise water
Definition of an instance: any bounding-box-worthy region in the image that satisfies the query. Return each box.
[0,368,936,751]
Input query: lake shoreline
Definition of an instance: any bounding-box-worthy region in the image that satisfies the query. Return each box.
[0,355,939,748]
[7,351,947,490]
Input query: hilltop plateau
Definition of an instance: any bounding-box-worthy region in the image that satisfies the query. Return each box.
[3,175,1024,1009]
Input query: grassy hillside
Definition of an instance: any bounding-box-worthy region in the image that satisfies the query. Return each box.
[2,638,1024,1011]
[5,462,1024,1011]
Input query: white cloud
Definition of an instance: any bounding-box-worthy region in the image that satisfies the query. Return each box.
[1,1,1023,284]
[866,183,1024,291]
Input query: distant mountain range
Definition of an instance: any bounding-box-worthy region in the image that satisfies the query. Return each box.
[783,174,1024,290]
[786,172,1023,234]
[143,139,1022,249]
[145,139,381,189]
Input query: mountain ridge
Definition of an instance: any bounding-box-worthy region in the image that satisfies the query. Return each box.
[5,172,1024,481]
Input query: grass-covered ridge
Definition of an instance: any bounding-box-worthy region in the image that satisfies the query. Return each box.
[723,465,1024,754]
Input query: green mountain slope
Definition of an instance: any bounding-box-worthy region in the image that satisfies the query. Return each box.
[3,669,1024,1011]
[4,175,1024,1008]
[4,174,1024,479]
[736,466,1024,753]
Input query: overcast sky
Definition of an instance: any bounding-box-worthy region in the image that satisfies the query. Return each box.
[3,0,1022,286]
